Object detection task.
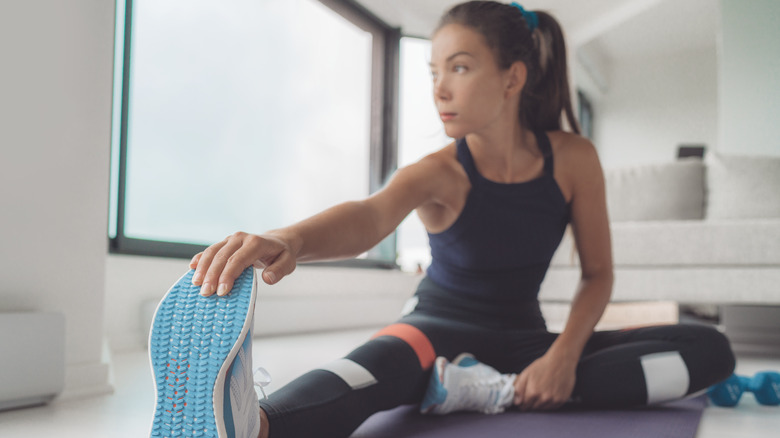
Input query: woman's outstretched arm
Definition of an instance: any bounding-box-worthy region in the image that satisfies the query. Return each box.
[190,155,449,296]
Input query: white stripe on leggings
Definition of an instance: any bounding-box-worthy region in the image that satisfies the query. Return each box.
[640,351,690,404]
[318,358,378,390]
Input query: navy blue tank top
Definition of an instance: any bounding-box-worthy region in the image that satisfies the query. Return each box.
[425,131,570,306]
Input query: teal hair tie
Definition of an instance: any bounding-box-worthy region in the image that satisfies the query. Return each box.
[511,2,539,31]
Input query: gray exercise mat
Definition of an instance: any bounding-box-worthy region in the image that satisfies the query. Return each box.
[351,396,707,438]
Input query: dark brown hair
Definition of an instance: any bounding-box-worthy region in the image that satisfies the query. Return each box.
[436,1,581,134]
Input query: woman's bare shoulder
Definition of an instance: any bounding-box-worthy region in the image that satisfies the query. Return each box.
[547,131,601,173]
[398,141,469,209]
[402,142,463,180]
[548,131,596,156]
[546,131,603,202]
[416,141,458,166]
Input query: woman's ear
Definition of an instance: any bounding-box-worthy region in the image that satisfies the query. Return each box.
[505,61,528,98]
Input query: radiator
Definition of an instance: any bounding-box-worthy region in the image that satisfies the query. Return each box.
[0,312,65,411]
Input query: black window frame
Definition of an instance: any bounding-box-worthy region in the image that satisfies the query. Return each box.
[577,89,594,140]
[109,0,401,269]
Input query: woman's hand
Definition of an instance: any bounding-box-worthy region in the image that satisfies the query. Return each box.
[513,351,577,411]
[189,231,299,296]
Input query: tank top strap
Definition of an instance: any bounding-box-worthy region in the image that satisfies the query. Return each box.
[455,137,479,182]
[534,130,555,175]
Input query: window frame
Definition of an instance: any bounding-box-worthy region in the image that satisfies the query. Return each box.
[109,0,400,269]
[577,89,594,140]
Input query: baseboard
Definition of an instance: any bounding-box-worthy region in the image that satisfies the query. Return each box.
[722,305,780,357]
[725,329,780,357]
[729,341,780,357]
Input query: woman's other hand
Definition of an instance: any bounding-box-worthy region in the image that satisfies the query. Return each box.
[189,231,299,296]
[513,351,577,411]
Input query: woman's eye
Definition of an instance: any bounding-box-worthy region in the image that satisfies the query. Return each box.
[431,71,438,80]
[454,65,467,73]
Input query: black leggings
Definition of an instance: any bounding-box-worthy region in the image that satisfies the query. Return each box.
[259,279,735,438]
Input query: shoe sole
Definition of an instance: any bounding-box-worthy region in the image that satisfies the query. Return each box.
[149,267,257,438]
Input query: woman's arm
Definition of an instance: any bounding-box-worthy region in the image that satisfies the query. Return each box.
[514,137,613,410]
[279,159,445,263]
[548,139,614,362]
[191,155,448,295]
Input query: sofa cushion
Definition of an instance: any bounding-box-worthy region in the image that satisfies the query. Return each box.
[550,219,780,267]
[604,160,705,222]
[540,266,780,304]
[706,152,780,220]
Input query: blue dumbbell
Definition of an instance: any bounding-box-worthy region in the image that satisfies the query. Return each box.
[707,371,780,406]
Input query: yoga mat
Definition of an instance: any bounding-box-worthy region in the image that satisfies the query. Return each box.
[351,396,707,438]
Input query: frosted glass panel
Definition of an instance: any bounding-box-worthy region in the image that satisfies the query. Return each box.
[123,0,372,245]
[397,37,451,271]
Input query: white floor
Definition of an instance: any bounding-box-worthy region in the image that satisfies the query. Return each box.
[0,328,778,438]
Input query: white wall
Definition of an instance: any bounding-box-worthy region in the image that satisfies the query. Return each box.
[591,48,718,168]
[719,0,780,156]
[0,0,115,399]
[584,0,780,167]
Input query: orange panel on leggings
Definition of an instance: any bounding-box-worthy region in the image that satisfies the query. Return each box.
[371,323,436,370]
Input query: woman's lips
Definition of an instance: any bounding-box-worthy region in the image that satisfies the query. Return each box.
[439,113,457,122]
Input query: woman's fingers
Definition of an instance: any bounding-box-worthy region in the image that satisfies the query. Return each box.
[515,373,549,411]
[217,235,269,294]
[536,395,566,411]
[228,234,295,286]
[517,383,564,411]
[261,249,296,285]
[202,235,246,296]
[189,252,202,270]
[531,395,554,411]
[513,372,528,406]
[192,232,296,296]
[521,393,540,411]
[517,381,568,411]
[192,239,227,287]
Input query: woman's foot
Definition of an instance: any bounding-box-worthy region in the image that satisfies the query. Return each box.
[149,267,262,438]
[420,353,516,415]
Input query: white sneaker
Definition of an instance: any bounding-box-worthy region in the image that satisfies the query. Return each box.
[420,354,516,415]
[149,267,264,438]
[224,320,262,438]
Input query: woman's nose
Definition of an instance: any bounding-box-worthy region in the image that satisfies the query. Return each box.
[434,76,450,102]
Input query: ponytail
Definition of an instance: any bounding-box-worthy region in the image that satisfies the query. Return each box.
[522,12,580,134]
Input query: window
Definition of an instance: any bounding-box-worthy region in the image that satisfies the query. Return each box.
[110,0,399,265]
[578,89,594,140]
[396,37,451,272]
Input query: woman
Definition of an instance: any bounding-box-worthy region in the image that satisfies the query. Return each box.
[151,2,735,437]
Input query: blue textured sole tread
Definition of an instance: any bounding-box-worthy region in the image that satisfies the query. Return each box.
[149,267,255,438]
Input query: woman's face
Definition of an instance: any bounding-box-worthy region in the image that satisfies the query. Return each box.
[430,23,517,139]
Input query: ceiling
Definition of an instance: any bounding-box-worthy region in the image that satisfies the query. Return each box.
[354,0,720,61]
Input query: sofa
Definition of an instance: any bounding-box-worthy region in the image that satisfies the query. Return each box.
[539,152,780,353]
[540,151,780,306]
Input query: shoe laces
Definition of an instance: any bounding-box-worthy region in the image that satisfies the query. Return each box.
[253,367,272,400]
[458,375,513,414]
